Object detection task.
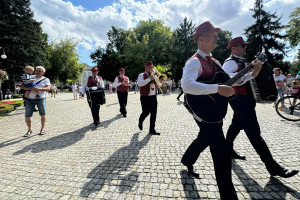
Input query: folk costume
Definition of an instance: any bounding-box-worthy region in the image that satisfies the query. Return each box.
[181,22,238,200]
[223,37,298,178]
[137,61,160,135]
[81,67,105,126]
[113,68,129,117]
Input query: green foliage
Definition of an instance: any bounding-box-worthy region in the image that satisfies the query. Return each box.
[290,50,300,75]
[168,17,196,81]
[287,7,300,47]
[244,0,287,68]
[212,30,232,64]
[0,100,24,114]
[46,38,85,83]
[0,0,49,80]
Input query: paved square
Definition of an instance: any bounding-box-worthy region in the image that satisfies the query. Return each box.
[0,92,299,199]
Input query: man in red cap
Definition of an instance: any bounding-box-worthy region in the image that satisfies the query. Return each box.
[180,21,238,200]
[81,67,105,126]
[113,68,130,117]
[137,61,160,135]
[223,36,298,178]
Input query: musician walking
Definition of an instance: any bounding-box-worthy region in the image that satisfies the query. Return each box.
[81,67,105,126]
[180,21,237,200]
[113,68,129,117]
[137,61,160,135]
[223,36,298,178]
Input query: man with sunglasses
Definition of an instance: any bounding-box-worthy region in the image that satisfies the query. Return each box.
[223,37,298,178]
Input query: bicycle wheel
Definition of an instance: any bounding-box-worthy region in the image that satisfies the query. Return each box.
[275,96,300,121]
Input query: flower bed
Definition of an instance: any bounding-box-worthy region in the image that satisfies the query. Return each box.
[0,100,24,114]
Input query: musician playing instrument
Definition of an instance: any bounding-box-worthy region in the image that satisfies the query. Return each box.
[223,36,298,178]
[180,21,238,200]
[137,61,160,135]
[113,68,129,117]
[81,67,105,126]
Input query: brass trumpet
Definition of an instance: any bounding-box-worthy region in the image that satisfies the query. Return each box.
[151,67,168,95]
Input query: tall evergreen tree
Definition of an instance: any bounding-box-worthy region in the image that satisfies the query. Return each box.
[169,17,196,81]
[0,0,49,80]
[244,0,287,70]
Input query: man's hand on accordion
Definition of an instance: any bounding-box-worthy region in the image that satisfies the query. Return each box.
[251,59,262,78]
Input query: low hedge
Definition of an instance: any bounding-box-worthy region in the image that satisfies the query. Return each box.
[0,100,24,114]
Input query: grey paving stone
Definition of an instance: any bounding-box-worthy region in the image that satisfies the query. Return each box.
[0,92,299,199]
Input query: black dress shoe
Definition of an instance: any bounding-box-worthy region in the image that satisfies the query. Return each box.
[138,122,143,130]
[269,167,299,178]
[149,130,160,135]
[181,160,199,178]
[123,114,127,118]
[232,149,246,160]
[94,121,100,126]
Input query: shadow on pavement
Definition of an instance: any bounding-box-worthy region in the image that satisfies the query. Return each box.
[233,160,300,199]
[80,133,151,198]
[105,103,118,107]
[180,170,201,199]
[13,125,93,155]
[98,114,122,128]
[0,135,38,149]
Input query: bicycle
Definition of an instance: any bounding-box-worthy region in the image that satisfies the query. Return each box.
[275,90,300,121]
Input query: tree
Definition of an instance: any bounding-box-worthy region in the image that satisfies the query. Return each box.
[90,26,128,81]
[212,30,232,64]
[287,7,300,75]
[0,0,49,80]
[287,7,300,47]
[46,39,84,83]
[244,0,287,69]
[169,17,196,81]
[123,19,173,80]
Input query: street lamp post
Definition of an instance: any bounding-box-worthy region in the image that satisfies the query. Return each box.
[0,47,7,100]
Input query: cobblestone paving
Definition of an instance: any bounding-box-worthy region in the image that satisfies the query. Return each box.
[0,92,299,200]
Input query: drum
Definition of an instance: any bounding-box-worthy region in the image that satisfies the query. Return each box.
[162,83,168,94]
[86,87,106,106]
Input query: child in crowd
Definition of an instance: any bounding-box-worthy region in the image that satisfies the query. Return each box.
[22,65,38,100]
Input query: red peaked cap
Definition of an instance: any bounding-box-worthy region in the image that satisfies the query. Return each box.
[119,68,125,72]
[227,37,249,49]
[193,21,221,42]
[145,61,153,66]
[91,67,99,71]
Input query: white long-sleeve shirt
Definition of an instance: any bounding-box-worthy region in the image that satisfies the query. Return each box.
[181,49,219,95]
[113,75,129,88]
[81,76,105,93]
[222,54,254,85]
[137,72,157,96]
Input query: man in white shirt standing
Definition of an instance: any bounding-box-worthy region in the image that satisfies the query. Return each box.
[223,36,298,178]
[113,68,129,117]
[137,61,160,135]
[21,66,50,137]
[180,21,238,200]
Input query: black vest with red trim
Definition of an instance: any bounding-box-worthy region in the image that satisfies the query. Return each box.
[117,76,129,92]
[139,72,158,96]
[192,53,219,82]
[224,56,253,96]
[87,76,102,87]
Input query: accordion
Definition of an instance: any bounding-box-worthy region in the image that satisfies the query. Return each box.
[86,87,106,106]
[249,63,278,103]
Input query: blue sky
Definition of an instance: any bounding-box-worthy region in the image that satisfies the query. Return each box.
[30,0,299,66]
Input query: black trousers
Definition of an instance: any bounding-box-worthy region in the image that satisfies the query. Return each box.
[117,91,128,115]
[226,94,278,170]
[181,121,237,200]
[177,89,183,99]
[139,95,157,131]
[88,101,100,123]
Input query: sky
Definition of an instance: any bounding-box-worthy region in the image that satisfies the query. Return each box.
[30,0,299,66]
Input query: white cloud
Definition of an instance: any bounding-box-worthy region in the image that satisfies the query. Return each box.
[30,0,299,64]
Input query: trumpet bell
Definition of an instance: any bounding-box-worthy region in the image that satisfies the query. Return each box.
[158,74,168,83]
